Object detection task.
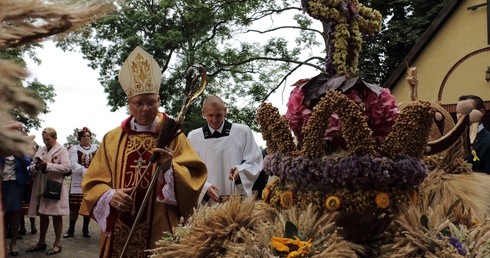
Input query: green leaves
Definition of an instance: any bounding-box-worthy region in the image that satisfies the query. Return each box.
[57,0,321,129]
[359,0,448,84]
[420,214,429,231]
[285,221,303,240]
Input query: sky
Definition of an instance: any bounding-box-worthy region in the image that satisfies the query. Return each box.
[26,41,128,145]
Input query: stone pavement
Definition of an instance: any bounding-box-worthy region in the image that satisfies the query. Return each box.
[4,215,100,258]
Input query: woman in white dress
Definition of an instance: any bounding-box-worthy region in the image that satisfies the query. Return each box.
[63,127,98,238]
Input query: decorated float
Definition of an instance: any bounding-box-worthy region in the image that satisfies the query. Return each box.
[151,1,490,257]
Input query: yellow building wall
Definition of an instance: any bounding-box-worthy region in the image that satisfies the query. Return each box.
[391,0,490,105]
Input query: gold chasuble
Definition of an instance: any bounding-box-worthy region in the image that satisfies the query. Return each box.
[80,114,207,258]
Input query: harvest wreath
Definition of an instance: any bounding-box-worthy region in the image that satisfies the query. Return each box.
[149,0,490,256]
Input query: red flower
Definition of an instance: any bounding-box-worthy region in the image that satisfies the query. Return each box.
[284,80,399,148]
[286,80,312,141]
[365,88,399,143]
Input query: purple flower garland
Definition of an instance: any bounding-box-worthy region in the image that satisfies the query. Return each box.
[264,153,428,191]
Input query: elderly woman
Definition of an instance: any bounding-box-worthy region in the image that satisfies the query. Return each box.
[26,127,70,255]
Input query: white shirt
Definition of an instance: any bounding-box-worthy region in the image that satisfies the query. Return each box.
[188,122,263,204]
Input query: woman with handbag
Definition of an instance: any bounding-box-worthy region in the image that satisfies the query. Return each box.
[26,127,70,255]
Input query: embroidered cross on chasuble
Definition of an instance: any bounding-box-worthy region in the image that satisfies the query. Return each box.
[110,132,158,257]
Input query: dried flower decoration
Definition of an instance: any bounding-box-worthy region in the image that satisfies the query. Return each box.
[375,192,390,209]
[257,90,434,215]
[301,0,382,77]
[271,236,312,257]
[280,191,294,209]
[262,187,271,203]
[257,102,297,155]
[285,76,399,150]
[271,221,312,257]
[324,195,341,211]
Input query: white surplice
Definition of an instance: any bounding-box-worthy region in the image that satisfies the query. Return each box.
[188,121,263,203]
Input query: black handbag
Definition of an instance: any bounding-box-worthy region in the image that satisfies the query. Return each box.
[43,179,63,200]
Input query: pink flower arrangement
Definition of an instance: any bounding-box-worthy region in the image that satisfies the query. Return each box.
[365,88,399,143]
[285,78,399,148]
[285,79,312,141]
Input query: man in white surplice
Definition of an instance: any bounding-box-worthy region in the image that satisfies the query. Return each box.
[188,96,263,204]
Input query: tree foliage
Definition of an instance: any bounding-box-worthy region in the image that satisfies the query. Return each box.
[0,48,56,132]
[359,0,449,84]
[58,0,449,131]
[58,0,323,131]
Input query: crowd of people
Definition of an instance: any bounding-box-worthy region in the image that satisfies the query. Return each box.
[2,46,489,258]
[1,126,99,256]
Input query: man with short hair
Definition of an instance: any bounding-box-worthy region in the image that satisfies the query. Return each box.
[457,94,490,173]
[188,95,263,204]
[80,46,207,257]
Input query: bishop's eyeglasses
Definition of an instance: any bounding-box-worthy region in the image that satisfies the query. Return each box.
[129,99,159,109]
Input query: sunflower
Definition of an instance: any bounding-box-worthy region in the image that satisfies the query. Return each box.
[324,195,341,211]
[375,192,390,209]
[271,236,312,257]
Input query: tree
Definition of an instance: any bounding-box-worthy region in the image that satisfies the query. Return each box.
[64,127,101,148]
[58,0,449,133]
[359,0,449,84]
[58,0,323,131]
[0,48,56,132]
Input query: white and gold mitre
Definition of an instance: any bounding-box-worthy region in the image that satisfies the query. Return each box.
[118,46,161,98]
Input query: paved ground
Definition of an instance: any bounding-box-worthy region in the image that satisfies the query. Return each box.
[4,215,100,257]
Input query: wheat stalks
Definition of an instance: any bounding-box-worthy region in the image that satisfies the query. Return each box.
[0,0,115,48]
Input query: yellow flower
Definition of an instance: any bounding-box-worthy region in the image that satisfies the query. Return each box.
[280,191,294,208]
[296,239,312,256]
[375,192,390,209]
[262,187,271,203]
[271,237,290,252]
[270,236,312,257]
[287,251,301,258]
[324,195,341,211]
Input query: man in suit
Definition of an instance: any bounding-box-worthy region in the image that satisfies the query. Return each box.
[457,95,490,173]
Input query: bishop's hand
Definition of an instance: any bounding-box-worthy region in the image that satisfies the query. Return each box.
[111,187,133,213]
[152,147,173,171]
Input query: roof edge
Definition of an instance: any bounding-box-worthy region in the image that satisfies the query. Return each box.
[383,0,464,89]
